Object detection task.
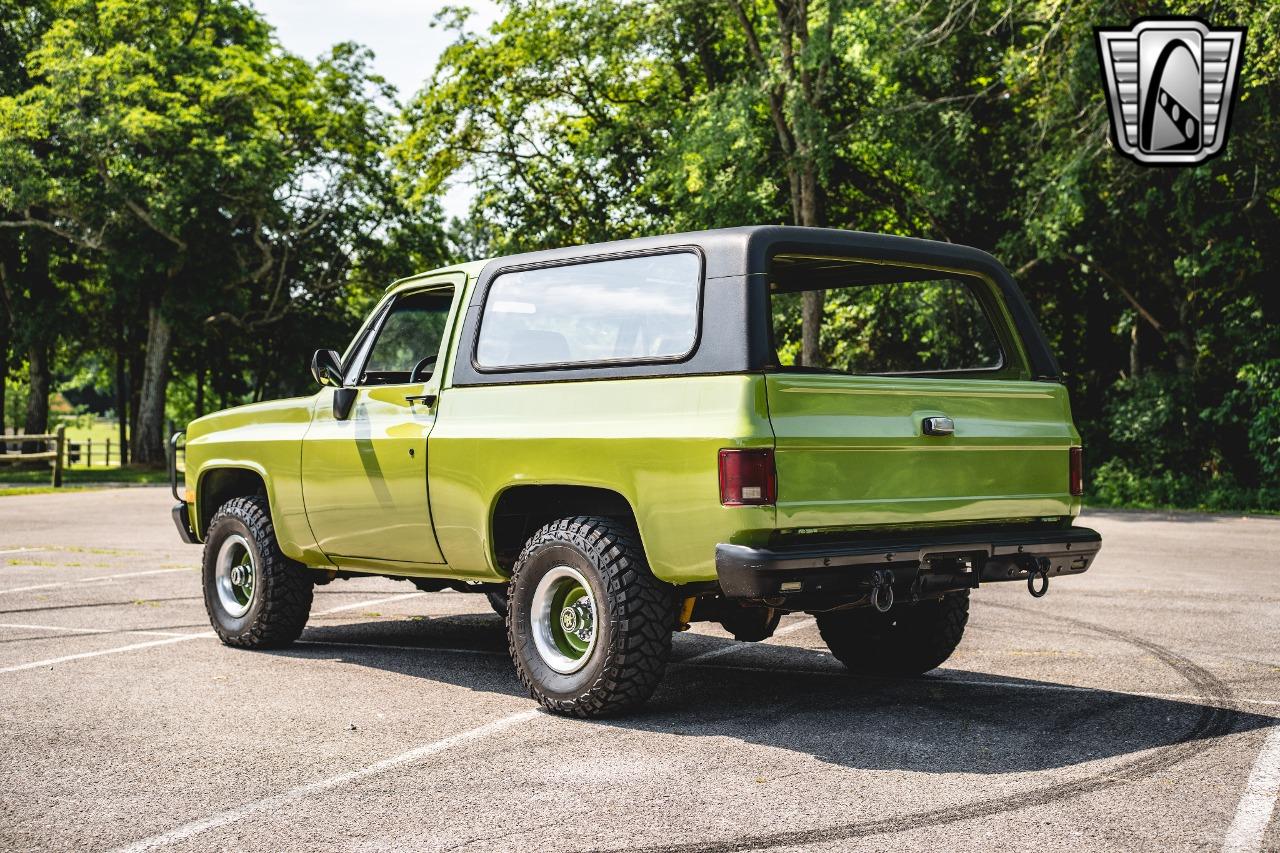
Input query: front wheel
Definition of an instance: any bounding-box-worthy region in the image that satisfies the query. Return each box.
[202,495,313,648]
[816,590,969,676]
[506,516,673,717]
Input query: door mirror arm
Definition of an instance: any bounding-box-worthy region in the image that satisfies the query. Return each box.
[332,387,357,420]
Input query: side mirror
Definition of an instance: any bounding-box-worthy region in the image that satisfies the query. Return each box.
[311,349,344,388]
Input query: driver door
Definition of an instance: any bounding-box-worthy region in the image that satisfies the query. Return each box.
[301,279,461,565]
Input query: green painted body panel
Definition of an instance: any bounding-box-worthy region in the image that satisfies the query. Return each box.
[185,395,330,567]
[427,375,776,583]
[181,255,1082,589]
[764,373,1082,532]
[298,274,465,567]
[301,383,444,565]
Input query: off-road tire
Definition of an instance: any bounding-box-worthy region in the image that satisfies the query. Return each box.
[816,590,969,676]
[718,603,782,642]
[202,496,313,648]
[507,516,673,717]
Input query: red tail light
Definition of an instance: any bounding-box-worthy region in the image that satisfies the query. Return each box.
[719,449,776,506]
[1069,446,1083,497]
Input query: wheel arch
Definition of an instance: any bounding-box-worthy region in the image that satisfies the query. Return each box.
[196,464,271,539]
[489,484,642,575]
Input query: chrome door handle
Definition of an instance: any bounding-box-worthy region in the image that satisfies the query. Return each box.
[923,416,955,436]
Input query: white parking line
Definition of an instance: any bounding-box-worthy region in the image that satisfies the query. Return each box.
[0,568,189,595]
[110,709,541,853]
[0,591,435,675]
[1222,724,1280,853]
[0,622,191,638]
[0,547,48,556]
[0,632,213,674]
[314,591,427,615]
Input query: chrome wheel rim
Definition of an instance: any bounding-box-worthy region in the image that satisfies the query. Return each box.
[215,534,256,618]
[530,565,598,675]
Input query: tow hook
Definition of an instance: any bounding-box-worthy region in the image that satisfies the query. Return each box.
[1027,559,1050,598]
[871,569,895,613]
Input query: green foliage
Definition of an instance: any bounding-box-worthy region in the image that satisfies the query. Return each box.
[1214,359,1280,483]
[0,0,448,451]
[404,0,1279,511]
[773,278,1002,374]
[1,0,1276,507]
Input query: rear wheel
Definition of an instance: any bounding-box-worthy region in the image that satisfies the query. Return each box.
[506,516,673,717]
[202,496,313,648]
[816,590,969,676]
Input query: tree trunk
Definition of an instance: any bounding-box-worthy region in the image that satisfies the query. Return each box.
[24,346,49,436]
[795,159,826,367]
[131,298,173,465]
[0,299,7,455]
[115,310,129,465]
[22,232,54,453]
[129,335,143,457]
[0,238,10,455]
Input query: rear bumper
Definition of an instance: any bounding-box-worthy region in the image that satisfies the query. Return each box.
[172,502,199,545]
[715,526,1100,601]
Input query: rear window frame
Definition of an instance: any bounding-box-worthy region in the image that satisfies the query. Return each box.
[765,254,1030,381]
[469,247,706,374]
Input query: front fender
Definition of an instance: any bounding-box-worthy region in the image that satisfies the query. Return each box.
[185,396,326,566]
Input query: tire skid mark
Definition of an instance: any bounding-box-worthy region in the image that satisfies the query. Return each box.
[598,604,1242,853]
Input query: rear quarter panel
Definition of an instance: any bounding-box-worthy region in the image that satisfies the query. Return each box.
[428,374,776,584]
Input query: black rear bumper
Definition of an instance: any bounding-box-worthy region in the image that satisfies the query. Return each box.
[715,526,1100,602]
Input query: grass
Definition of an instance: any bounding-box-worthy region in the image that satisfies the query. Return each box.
[64,421,126,446]
[0,465,167,488]
[0,485,95,497]
[5,418,126,464]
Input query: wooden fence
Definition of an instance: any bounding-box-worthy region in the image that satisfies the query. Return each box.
[0,425,66,486]
[64,437,127,467]
[2,426,185,488]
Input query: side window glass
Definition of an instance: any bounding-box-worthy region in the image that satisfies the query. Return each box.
[475,252,701,369]
[357,288,454,386]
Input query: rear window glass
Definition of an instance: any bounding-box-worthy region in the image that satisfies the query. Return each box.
[476,252,701,369]
[769,256,1003,375]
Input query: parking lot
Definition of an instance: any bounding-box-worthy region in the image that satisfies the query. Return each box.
[0,487,1277,852]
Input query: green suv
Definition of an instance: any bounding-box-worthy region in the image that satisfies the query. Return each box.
[171,226,1101,717]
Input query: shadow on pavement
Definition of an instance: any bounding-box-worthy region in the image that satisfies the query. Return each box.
[274,612,1277,777]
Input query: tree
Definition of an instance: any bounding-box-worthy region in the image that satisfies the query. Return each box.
[0,0,53,446]
[727,0,841,364]
[1,0,417,462]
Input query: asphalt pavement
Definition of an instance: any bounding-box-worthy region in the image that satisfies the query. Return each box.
[0,487,1277,852]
